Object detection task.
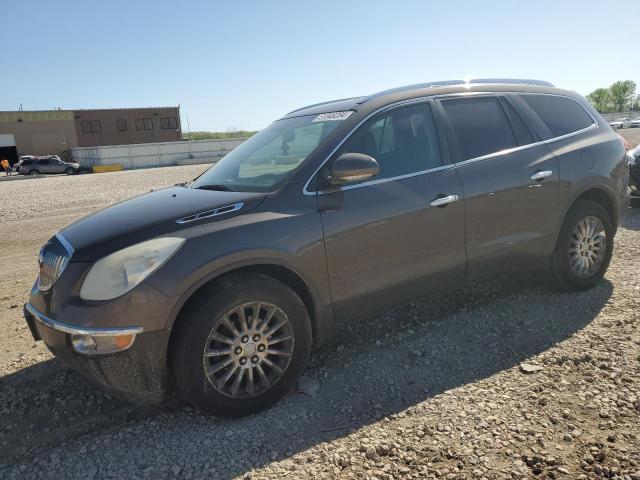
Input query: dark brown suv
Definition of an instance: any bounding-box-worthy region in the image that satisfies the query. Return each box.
[24,79,630,416]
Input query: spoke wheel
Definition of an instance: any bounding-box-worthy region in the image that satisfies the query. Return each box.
[202,301,295,399]
[569,215,606,279]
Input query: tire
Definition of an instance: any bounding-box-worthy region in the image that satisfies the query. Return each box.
[171,274,312,417]
[29,169,40,176]
[65,167,76,175]
[548,199,614,291]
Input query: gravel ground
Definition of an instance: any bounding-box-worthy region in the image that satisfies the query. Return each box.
[0,165,639,480]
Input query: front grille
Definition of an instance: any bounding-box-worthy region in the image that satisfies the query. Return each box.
[38,235,72,291]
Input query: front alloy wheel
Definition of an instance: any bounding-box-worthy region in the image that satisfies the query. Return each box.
[171,274,312,417]
[203,301,294,399]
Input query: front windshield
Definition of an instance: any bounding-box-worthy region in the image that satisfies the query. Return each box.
[191,112,352,192]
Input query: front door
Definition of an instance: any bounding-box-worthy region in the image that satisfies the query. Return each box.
[437,94,561,280]
[317,101,467,323]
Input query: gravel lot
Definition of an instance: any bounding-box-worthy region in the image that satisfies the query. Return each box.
[0,163,639,479]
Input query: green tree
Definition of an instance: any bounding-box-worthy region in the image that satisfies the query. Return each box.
[608,80,636,113]
[586,88,611,113]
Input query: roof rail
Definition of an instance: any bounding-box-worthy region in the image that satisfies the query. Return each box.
[467,78,554,87]
[359,78,555,103]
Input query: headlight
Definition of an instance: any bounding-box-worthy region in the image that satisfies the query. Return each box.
[80,237,185,301]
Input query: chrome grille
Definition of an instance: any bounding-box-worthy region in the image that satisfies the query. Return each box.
[38,234,73,291]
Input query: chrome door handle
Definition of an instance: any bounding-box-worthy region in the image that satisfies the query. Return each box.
[530,170,552,181]
[430,194,459,207]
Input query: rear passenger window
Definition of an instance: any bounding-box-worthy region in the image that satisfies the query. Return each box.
[341,102,441,181]
[441,97,517,161]
[521,94,594,138]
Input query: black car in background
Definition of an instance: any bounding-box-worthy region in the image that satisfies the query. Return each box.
[24,79,629,417]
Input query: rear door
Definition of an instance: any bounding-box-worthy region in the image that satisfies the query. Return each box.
[37,159,54,173]
[437,94,561,280]
[317,100,466,322]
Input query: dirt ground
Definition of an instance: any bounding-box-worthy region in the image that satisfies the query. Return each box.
[0,163,638,479]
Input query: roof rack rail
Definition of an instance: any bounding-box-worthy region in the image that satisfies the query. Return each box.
[359,78,555,103]
[466,78,554,87]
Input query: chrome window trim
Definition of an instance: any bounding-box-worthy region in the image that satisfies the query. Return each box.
[302,92,599,195]
[453,123,598,168]
[316,164,456,194]
[175,202,244,224]
[25,302,143,337]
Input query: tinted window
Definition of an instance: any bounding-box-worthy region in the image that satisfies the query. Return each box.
[341,102,441,181]
[502,99,534,146]
[441,96,516,161]
[116,119,127,132]
[22,159,32,165]
[37,159,50,165]
[521,94,594,138]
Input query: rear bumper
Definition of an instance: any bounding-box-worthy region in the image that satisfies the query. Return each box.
[24,303,169,404]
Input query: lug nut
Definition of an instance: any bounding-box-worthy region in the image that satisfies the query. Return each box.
[241,335,249,343]
[234,346,242,355]
[251,355,259,364]
[239,357,247,365]
[252,334,261,342]
[257,344,266,352]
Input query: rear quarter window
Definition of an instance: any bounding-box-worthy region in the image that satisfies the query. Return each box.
[520,94,594,139]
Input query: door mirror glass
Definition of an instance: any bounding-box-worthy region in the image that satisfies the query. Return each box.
[327,153,379,186]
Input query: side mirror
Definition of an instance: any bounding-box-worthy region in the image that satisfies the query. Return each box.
[326,153,379,186]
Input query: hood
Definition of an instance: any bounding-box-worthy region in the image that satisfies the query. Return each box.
[61,186,266,261]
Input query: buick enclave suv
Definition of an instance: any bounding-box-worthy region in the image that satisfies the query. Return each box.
[24,79,630,417]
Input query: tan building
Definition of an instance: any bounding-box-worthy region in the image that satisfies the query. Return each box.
[0,106,181,161]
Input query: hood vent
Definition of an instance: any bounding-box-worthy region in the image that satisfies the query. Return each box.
[175,202,244,224]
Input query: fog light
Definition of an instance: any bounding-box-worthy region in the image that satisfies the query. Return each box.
[71,333,136,355]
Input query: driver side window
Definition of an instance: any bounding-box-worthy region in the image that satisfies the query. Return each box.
[340,102,442,182]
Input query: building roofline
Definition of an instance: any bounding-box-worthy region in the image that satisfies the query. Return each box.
[0,106,180,115]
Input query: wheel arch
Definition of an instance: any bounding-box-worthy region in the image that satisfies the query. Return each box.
[552,184,618,253]
[166,261,327,359]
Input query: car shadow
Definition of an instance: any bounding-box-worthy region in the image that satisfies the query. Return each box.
[0,273,613,477]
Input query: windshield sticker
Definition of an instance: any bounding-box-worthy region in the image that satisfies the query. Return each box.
[312,111,353,122]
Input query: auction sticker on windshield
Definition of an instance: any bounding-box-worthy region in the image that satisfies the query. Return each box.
[312,111,353,122]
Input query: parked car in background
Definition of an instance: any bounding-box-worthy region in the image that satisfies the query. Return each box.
[18,155,80,175]
[631,117,640,128]
[609,117,633,129]
[24,79,630,417]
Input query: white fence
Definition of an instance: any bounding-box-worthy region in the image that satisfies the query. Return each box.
[599,111,639,122]
[70,138,246,170]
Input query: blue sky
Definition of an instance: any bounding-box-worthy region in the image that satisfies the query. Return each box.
[1,0,638,131]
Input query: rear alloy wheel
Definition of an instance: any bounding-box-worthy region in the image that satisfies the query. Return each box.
[171,274,312,417]
[29,169,39,176]
[548,199,613,291]
[568,216,606,279]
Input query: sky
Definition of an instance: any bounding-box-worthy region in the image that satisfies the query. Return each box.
[1,0,639,131]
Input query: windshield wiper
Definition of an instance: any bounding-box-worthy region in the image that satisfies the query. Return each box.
[193,184,235,192]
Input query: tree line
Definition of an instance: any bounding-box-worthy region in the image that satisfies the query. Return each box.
[586,80,638,113]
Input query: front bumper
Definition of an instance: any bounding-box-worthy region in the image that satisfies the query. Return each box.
[24,303,169,404]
